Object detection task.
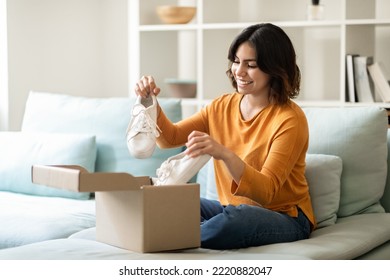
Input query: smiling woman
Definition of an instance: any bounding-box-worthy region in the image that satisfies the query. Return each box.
[0,0,8,131]
[133,23,315,250]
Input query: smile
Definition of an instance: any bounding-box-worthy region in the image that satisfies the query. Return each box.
[236,79,253,85]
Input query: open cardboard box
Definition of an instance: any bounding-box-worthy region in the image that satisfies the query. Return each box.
[31,165,200,253]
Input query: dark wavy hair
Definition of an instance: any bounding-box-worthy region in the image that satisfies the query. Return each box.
[226,23,301,105]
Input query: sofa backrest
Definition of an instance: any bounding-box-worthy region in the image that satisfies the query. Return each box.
[303,107,388,217]
[21,91,183,177]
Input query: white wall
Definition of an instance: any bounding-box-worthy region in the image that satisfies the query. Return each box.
[6,0,128,130]
[0,0,8,130]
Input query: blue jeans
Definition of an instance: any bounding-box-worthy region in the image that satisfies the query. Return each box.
[200,197,311,250]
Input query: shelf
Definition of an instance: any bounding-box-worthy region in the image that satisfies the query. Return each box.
[139,24,198,32]
[345,19,390,26]
[202,21,343,29]
[139,20,372,32]
[138,19,390,34]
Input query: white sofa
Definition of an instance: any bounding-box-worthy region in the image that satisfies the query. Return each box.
[0,91,389,260]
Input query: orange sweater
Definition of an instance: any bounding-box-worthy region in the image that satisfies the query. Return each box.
[157,93,316,229]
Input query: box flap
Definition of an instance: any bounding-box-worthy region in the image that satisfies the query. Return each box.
[31,165,151,192]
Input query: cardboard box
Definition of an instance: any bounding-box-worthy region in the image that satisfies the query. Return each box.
[32,165,200,253]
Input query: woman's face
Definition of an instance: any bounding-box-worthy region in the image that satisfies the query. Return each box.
[231,41,271,96]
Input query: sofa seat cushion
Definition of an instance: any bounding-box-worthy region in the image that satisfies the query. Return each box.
[357,240,390,260]
[0,131,96,199]
[0,191,95,249]
[303,107,388,217]
[237,213,390,259]
[0,238,308,260]
[4,213,388,260]
[21,91,183,177]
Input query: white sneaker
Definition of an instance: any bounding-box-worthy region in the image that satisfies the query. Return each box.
[153,151,211,186]
[126,94,160,159]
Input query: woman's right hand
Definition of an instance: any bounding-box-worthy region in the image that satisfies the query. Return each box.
[134,75,161,98]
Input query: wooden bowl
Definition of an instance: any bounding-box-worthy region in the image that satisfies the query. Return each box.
[165,79,197,98]
[156,6,196,24]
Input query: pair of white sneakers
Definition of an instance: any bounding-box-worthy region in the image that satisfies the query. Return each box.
[126,94,211,186]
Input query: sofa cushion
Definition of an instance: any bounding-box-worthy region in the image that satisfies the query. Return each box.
[21,91,183,177]
[305,154,342,228]
[240,212,390,259]
[1,213,389,260]
[0,191,95,249]
[0,131,96,199]
[303,107,388,217]
[0,237,309,260]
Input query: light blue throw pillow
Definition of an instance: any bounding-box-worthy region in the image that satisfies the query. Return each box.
[21,91,182,177]
[305,154,342,228]
[0,132,96,199]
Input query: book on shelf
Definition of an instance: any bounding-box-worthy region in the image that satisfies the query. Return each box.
[353,56,375,103]
[367,62,390,103]
[346,54,358,103]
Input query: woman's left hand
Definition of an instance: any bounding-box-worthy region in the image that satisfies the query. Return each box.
[185,131,229,161]
[185,130,246,184]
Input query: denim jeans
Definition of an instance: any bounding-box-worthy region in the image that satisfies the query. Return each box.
[200,197,311,250]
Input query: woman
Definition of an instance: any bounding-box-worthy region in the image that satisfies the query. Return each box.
[134,23,316,250]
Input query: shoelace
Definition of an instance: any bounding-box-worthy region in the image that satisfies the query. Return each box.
[155,160,174,185]
[126,104,161,138]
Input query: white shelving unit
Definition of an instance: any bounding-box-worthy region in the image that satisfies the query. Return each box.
[129,0,390,116]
